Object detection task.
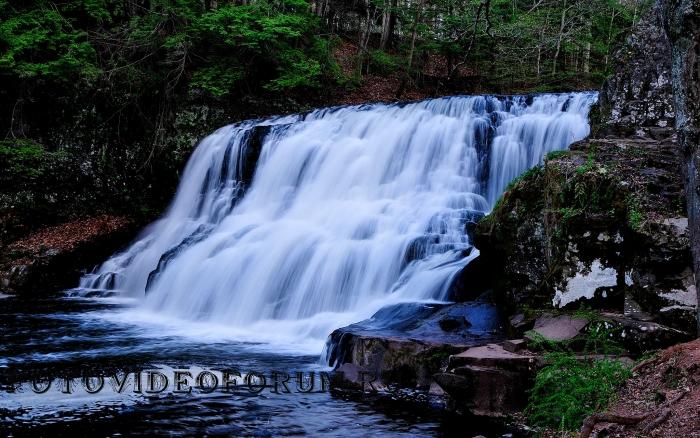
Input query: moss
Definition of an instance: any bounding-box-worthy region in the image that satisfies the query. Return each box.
[545,150,570,161]
[626,195,645,231]
[575,150,596,174]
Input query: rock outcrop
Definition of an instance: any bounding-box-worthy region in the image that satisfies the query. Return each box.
[596,1,675,139]
[472,1,698,341]
[475,135,697,338]
[664,0,700,334]
[326,300,504,390]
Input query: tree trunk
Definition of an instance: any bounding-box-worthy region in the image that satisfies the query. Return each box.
[407,0,426,69]
[583,18,591,74]
[552,0,567,75]
[665,0,700,335]
[537,10,550,78]
[379,0,397,50]
[357,2,377,76]
[605,9,618,70]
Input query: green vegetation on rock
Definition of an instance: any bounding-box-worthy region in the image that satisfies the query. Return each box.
[527,352,631,430]
[526,324,631,431]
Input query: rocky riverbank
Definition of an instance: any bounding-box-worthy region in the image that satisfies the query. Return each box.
[0,215,139,295]
[328,1,699,432]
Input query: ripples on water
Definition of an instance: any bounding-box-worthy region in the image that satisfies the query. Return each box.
[0,296,512,437]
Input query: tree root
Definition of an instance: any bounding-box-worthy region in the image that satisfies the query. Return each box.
[580,389,690,438]
[580,413,648,438]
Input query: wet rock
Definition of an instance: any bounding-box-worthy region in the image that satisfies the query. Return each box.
[326,301,504,389]
[438,316,472,331]
[239,124,274,187]
[447,253,492,302]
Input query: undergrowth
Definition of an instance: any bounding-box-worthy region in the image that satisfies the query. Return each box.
[525,319,632,432]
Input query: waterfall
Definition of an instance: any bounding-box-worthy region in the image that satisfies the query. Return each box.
[79,93,596,345]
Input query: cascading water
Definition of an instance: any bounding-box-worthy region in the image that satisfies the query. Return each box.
[79,92,596,348]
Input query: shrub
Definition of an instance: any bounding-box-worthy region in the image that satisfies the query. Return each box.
[525,321,632,431]
[526,351,631,431]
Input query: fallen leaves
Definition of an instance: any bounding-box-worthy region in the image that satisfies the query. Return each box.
[7,215,134,258]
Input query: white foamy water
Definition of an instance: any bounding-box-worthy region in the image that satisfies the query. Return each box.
[78,93,596,348]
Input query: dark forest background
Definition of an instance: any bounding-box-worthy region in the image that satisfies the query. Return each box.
[0,0,648,242]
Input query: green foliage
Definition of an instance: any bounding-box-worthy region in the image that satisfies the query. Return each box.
[191,65,244,97]
[527,352,631,430]
[0,0,336,97]
[545,150,570,161]
[506,165,543,192]
[526,322,632,431]
[0,5,99,81]
[368,50,401,75]
[0,139,47,179]
[626,195,644,231]
[406,0,647,87]
[575,151,596,174]
[186,1,330,94]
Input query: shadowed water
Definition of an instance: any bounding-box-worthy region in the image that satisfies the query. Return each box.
[0,296,505,436]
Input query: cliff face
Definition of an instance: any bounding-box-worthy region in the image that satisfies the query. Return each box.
[596,1,676,139]
[474,0,698,341]
[665,0,700,334]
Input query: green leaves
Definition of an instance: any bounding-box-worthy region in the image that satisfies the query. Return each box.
[0,6,98,81]
[527,352,631,430]
[191,65,244,97]
[526,321,632,431]
[0,0,334,96]
[186,1,328,95]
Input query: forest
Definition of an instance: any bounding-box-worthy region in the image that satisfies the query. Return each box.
[0,0,648,240]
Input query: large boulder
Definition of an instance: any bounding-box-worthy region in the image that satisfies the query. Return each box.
[474,136,697,337]
[434,344,538,417]
[326,301,504,389]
